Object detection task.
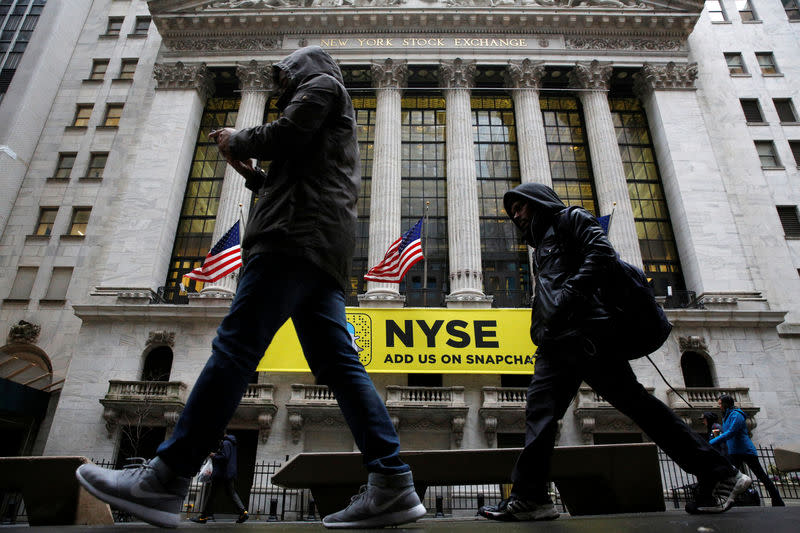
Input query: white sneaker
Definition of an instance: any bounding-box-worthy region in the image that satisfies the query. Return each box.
[76,457,189,528]
[685,471,752,514]
[322,471,427,529]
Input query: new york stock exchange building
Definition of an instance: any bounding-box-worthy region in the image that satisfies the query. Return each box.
[1,0,800,517]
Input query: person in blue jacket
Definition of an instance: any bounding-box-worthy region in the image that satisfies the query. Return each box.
[710,395,785,506]
[192,431,249,523]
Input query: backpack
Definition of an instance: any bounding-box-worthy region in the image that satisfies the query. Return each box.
[556,206,673,360]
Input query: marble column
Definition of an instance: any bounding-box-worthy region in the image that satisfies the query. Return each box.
[569,61,643,267]
[96,62,214,292]
[506,59,551,187]
[440,59,492,308]
[202,61,273,294]
[360,59,407,307]
[633,62,756,301]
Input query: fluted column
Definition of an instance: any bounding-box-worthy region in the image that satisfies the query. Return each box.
[569,61,643,267]
[202,61,273,294]
[361,59,407,307]
[506,59,551,187]
[440,59,492,308]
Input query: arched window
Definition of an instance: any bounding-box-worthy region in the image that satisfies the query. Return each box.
[141,346,173,382]
[681,351,715,387]
[0,345,52,389]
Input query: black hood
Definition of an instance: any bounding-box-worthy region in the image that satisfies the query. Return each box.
[224,434,237,445]
[273,46,344,110]
[503,182,567,245]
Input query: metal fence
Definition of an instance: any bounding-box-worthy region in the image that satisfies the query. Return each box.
[2,447,798,524]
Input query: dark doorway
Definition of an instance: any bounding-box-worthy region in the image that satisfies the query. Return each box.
[115,426,166,469]
[497,433,525,448]
[500,374,531,388]
[408,373,443,387]
[201,429,258,516]
[141,347,173,382]
[681,351,715,387]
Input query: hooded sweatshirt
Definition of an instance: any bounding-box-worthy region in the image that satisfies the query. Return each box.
[227,46,359,290]
[504,183,616,346]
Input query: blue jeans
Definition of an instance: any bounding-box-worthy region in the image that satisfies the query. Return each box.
[158,253,408,478]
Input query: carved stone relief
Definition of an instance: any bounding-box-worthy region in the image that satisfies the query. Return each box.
[8,320,41,344]
[237,60,276,92]
[371,58,408,90]
[566,38,682,51]
[439,58,477,89]
[635,61,698,92]
[678,335,707,352]
[506,59,545,90]
[165,37,281,53]
[146,331,176,348]
[568,60,612,91]
[207,0,647,7]
[153,62,215,100]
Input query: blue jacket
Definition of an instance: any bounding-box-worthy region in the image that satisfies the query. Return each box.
[211,435,238,480]
[710,408,757,456]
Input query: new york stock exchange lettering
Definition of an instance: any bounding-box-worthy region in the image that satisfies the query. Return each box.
[319,36,530,48]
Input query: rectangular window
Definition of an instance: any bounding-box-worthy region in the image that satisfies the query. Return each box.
[119,58,137,80]
[736,0,758,21]
[68,207,91,236]
[724,53,747,75]
[133,16,150,35]
[739,99,764,123]
[789,141,800,167]
[784,0,800,20]
[35,207,57,236]
[106,17,123,36]
[72,104,92,127]
[43,267,72,301]
[755,141,780,168]
[774,99,798,123]
[87,153,107,178]
[54,153,76,179]
[755,52,779,75]
[103,103,123,127]
[89,59,108,81]
[705,0,727,22]
[7,267,37,300]
[777,206,800,237]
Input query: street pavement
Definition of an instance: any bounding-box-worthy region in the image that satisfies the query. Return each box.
[1,507,798,533]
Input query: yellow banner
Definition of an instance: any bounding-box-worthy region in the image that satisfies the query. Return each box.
[257,308,537,374]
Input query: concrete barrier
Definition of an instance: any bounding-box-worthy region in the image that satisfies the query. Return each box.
[272,443,665,517]
[0,456,113,526]
[774,443,800,473]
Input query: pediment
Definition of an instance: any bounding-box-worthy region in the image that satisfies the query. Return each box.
[149,0,702,13]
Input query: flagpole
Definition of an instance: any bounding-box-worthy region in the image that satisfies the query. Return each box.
[423,201,429,306]
[608,201,616,234]
[235,203,246,285]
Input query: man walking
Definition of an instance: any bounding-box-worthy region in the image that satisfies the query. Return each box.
[191,431,249,524]
[76,46,425,529]
[479,183,750,521]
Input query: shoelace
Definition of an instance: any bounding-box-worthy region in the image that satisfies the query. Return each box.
[346,485,369,509]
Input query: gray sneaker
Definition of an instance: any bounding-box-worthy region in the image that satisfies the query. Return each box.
[75,457,190,528]
[322,471,427,529]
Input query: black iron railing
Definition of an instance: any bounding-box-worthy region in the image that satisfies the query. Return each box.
[662,290,703,309]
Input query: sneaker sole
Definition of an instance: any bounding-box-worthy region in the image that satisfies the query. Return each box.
[75,468,179,528]
[322,503,427,529]
[483,508,560,522]
[694,474,753,514]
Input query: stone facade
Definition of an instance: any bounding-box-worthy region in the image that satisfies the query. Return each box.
[0,0,798,466]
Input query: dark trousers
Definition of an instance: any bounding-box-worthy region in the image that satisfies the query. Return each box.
[157,254,407,477]
[200,478,246,516]
[510,337,735,501]
[730,453,785,505]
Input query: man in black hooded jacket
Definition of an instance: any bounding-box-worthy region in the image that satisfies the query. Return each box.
[76,46,425,529]
[479,183,750,521]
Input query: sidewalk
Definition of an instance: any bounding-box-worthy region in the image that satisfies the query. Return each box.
[1,507,798,533]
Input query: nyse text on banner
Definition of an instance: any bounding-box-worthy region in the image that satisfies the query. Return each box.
[259,308,537,374]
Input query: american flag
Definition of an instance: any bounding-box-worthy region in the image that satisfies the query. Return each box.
[183,221,243,283]
[364,218,424,283]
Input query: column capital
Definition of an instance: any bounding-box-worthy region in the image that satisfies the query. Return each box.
[371,58,408,90]
[634,62,698,96]
[439,58,476,89]
[568,60,613,91]
[153,61,215,100]
[236,60,275,92]
[505,59,545,90]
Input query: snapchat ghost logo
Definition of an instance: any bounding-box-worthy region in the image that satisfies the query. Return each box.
[346,313,372,367]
